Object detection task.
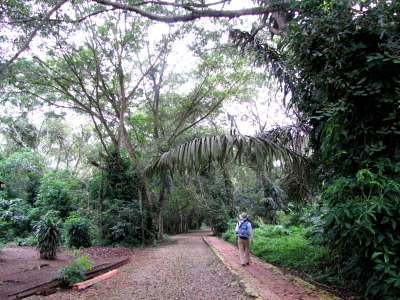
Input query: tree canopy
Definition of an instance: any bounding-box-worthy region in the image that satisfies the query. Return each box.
[1,1,400,298]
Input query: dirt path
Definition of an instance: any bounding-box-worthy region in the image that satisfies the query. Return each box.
[204,236,341,300]
[2,228,343,300]
[23,229,252,300]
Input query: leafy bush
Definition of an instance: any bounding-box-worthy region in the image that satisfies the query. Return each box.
[0,198,34,240]
[206,197,230,237]
[100,199,142,246]
[54,253,93,285]
[323,168,400,299]
[64,215,92,248]
[221,225,328,286]
[35,216,62,259]
[90,150,145,246]
[36,170,86,219]
[251,227,327,274]
[258,225,290,237]
[0,151,44,202]
[221,220,238,242]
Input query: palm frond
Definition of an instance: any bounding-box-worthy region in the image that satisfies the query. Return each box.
[261,125,310,155]
[146,134,307,180]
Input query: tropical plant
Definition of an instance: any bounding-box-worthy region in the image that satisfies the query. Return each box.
[0,198,33,239]
[323,168,400,298]
[35,215,62,260]
[229,1,400,297]
[64,215,92,249]
[0,151,44,202]
[54,253,93,285]
[207,197,230,237]
[91,150,145,246]
[146,134,308,201]
[35,170,85,219]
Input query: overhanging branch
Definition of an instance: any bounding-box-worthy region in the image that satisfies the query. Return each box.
[92,0,298,23]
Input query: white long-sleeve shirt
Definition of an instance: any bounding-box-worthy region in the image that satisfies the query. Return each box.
[235,220,254,241]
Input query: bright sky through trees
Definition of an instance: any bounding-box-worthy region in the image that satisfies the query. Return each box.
[0,0,291,141]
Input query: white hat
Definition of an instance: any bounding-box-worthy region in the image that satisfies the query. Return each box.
[239,212,248,220]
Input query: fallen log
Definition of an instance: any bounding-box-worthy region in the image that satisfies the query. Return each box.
[8,257,131,299]
[7,281,61,300]
[72,269,119,290]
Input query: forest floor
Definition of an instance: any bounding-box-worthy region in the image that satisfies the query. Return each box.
[0,228,353,300]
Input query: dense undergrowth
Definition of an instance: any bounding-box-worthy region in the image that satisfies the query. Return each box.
[221,206,366,300]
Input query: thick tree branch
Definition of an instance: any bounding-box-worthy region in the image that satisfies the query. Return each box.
[131,0,229,8]
[91,0,297,23]
[5,0,69,66]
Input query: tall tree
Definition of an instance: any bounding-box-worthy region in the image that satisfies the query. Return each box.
[136,44,260,238]
[0,0,296,69]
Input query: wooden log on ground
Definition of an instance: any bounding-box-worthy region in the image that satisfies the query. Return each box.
[8,281,61,300]
[8,258,130,299]
[72,269,119,291]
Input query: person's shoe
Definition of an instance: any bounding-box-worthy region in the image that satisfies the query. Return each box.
[242,264,246,267]
[246,262,250,265]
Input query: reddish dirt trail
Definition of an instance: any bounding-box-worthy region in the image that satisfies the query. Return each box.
[1,228,342,300]
[204,233,341,300]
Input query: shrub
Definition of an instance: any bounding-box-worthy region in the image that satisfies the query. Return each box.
[54,252,93,285]
[221,225,328,281]
[0,198,34,240]
[322,168,400,298]
[258,225,290,238]
[64,215,92,248]
[35,216,62,259]
[251,227,327,274]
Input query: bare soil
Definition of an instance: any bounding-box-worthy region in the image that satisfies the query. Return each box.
[0,228,353,300]
[0,244,133,300]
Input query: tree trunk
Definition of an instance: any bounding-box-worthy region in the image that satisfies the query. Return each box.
[138,185,145,244]
[262,173,277,224]
[98,170,105,240]
[157,182,169,240]
[222,166,235,218]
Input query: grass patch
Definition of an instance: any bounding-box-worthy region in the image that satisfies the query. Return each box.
[223,225,327,277]
[251,227,327,275]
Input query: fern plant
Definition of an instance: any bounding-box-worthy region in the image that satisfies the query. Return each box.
[35,216,61,260]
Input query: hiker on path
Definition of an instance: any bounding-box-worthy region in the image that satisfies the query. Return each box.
[235,212,254,267]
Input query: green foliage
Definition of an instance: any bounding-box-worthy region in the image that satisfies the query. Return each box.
[101,198,142,246]
[323,167,400,298]
[35,215,62,260]
[0,151,44,201]
[91,150,146,246]
[64,214,92,249]
[147,135,306,182]
[222,225,328,279]
[207,197,230,236]
[257,225,290,237]
[54,253,94,285]
[163,175,205,234]
[285,203,324,229]
[102,151,140,203]
[197,166,231,236]
[278,1,400,298]
[36,170,85,219]
[0,198,33,240]
[252,226,328,276]
[285,0,400,181]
